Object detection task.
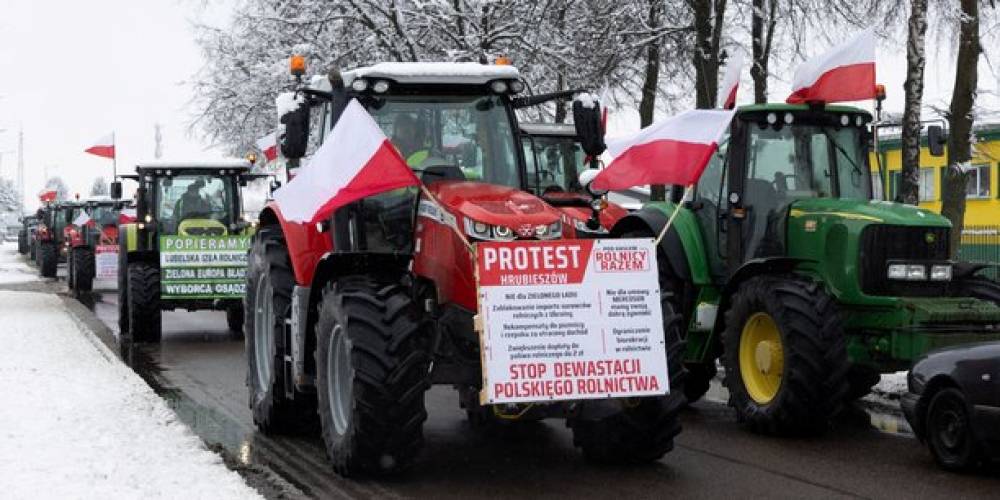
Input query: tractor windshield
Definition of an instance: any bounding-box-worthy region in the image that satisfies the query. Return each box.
[524,135,585,195]
[747,123,869,201]
[154,174,236,236]
[366,95,520,188]
[88,205,117,226]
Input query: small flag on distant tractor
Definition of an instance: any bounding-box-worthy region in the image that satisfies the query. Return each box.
[85,133,116,159]
[119,208,137,224]
[272,99,420,224]
[718,52,743,109]
[256,131,278,162]
[591,109,736,191]
[787,28,876,104]
[38,189,57,203]
[73,211,93,228]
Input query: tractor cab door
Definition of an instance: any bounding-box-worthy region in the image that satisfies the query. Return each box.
[692,132,731,282]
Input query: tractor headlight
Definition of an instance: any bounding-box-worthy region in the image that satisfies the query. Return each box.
[573,219,608,235]
[930,264,952,281]
[888,263,931,281]
[372,80,390,93]
[351,78,368,92]
[887,264,907,280]
[490,80,509,94]
[906,264,927,281]
[464,218,515,241]
[535,220,562,240]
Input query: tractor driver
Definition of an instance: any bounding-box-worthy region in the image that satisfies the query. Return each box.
[174,178,211,221]
[392,113,430,167]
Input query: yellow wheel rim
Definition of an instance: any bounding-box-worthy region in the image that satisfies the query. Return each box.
[739,312,784,404]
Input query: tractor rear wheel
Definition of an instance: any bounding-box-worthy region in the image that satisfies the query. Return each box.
[722,276,848,435]
[72,247,95,294]
[18,233,27,254]
[315,276,430,476]
[568,302,687,464]
[38,242,57,278]
[126,262,162,342]
[245,228,313,434]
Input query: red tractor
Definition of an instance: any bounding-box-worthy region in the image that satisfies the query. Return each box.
[65,197,131,295]
[245,62,686,475]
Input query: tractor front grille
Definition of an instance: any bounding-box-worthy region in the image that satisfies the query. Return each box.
[859,225,950,297]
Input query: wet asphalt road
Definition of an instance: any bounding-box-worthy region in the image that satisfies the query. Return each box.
[24,262,997,499]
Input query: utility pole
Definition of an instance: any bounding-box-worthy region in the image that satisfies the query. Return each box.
[17,126,24,214]
[154,123,163,159]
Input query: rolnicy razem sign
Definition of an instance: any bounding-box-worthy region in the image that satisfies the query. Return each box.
[476,238,668,404]
[159,236,251,299]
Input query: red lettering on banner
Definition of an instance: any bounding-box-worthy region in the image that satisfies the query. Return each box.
[594,249,649,272]
[478,240,594,286]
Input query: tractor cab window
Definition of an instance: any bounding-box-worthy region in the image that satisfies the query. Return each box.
[88,205,117,226]
[696,135,729,279]
[526,136,585,195]
[155,174,235,236]
[365,95,520,187]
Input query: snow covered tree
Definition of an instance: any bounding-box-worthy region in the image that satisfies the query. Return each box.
[0,178,18,212]
[90,177,109,197]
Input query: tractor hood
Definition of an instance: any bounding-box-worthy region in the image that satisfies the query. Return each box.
[427,181,562,226]
[788,198,951,228]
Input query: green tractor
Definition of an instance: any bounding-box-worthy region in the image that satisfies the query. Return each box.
[115,162,262,342]
[605,103,1000,434]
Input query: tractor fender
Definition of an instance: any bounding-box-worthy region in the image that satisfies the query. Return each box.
[610,205,710,286]
[259,202,333,287]
[714,257,816,332]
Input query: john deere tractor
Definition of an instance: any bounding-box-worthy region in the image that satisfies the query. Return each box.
[114,162,261,342]
[605,103,1000,434]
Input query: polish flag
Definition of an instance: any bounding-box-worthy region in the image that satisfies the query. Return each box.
[787,29,876,104]
[273,99,420,224]
[39,189,58,203]
[119,208,137,224]
[256,131,278,162]
[85,133,116,159]
[591,109,736,191]
[73,211,92,227]
[718,52,743,109]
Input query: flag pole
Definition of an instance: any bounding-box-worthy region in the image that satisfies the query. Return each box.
[654,184,694,246]
[112,131,117,179]
[418,183,474,254]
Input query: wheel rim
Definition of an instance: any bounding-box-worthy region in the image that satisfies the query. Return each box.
[739,312,785,404]
[932,395,967,452]
[327,324,353,435]
[253,274,274,389]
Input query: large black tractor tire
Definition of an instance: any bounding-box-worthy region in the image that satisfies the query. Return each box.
[568,302,687,464]
[28,240,36,262]
[67,249,75,290]
[18,233,27,254]
[38,242,57,278]
[72,247,95,295]
[684,362,718,404]
[245,228,314,434]
[227,304,245,339]
[722,276,848,435]
[117,239,130,335]
[315,276,430,476]
[126,262,162,342]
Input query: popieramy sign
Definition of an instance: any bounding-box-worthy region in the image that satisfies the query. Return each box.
[159,235,251,299]
[476,238,669,404]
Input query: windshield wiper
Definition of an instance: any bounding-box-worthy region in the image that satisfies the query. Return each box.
[822,128,864,178]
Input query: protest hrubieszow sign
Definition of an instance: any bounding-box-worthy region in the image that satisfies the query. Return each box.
[476,238,669,404]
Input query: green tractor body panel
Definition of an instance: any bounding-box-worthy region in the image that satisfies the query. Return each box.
[640,201,713,286]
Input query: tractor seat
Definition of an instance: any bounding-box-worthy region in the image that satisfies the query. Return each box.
[178,219,228,237]
[421,165,466,185]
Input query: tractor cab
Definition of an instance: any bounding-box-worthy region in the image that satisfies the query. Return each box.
[519,121,628,235]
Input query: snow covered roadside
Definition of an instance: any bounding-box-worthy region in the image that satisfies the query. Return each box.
[0,241,38,284]
[0,291,261,499]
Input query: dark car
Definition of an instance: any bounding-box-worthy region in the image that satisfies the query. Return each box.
[902,341,1000,470]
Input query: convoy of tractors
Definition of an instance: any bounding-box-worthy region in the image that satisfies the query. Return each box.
[12,58,1000,476]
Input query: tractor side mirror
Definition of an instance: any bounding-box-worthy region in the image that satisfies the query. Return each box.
[110,181,123,200]
[572,95,606,160]
[927,125,946,157]
[280,92,311,160]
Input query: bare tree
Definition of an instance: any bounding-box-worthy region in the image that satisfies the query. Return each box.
[749,0,777,103]
[898,0,929,205]
[688,0,728,109]
[90,177,109,197]
[941,0,983,255]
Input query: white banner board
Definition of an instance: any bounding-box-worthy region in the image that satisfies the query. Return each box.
[476,238,669,404]
[95,245,119,282]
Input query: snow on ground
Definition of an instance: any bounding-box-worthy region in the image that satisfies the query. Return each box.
[0,242,38,284]
[0,291,261,499]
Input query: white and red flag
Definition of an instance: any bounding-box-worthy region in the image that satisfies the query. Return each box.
[718,52,743,109]
[591,109,735,191]
[118,208,137,224]
[85,133,116,159]
[38,189,57,203]
[787,29,876,104]
[273,99,420,224]
[73,211,93,227]
[256,131,278,162]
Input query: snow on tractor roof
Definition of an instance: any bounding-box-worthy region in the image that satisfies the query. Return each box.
[519,122,577,137]
[344,62,520,85]
[135,160,251,170]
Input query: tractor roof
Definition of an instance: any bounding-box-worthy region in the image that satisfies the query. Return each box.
[134,160,251,172]
[343,62,520,86]
[737,103,871,117]
[519,122,577,138]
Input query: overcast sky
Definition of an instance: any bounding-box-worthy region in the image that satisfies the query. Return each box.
[0,0,232,210]
[1,1,997,211]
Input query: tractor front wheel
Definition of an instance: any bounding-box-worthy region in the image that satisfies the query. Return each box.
[38,242,57,278]
[72,247,95,294]
[568,302,687,463]
[315,276,430,476]
[126,262,162,342]
[722,276,848,435]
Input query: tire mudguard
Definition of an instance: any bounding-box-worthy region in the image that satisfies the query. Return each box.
[610,205,710,286]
